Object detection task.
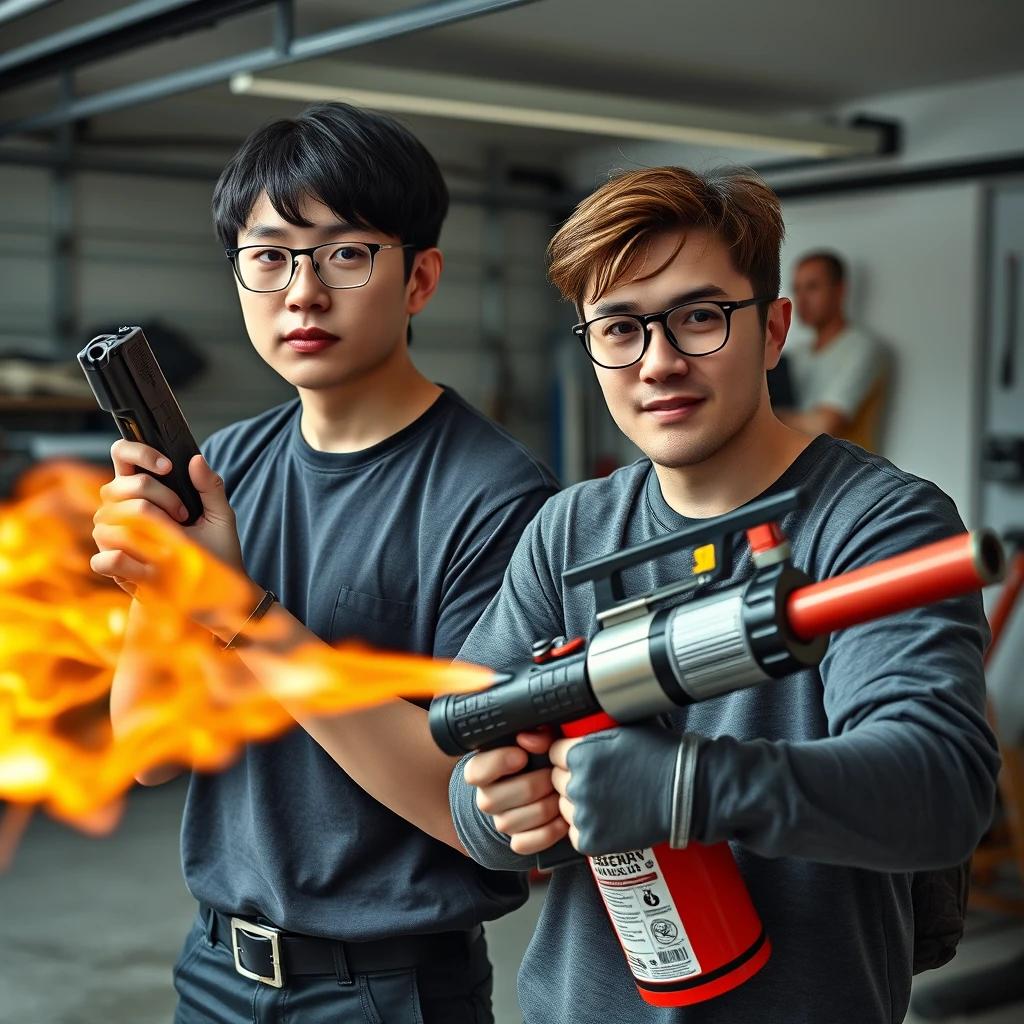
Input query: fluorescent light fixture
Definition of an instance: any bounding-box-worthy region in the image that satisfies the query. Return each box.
[231,61,883,158]
[0,0,58,25]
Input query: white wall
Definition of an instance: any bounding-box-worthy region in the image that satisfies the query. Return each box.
[811,70,1024,171]
[781,183,984,521]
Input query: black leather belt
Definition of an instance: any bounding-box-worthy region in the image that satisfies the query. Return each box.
[203,906,483,989]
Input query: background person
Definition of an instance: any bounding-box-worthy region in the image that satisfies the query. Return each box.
[776,249,887,451]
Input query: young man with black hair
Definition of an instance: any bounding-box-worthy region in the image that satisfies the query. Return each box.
[91,102,556,1023]
[451,166,1000,1023]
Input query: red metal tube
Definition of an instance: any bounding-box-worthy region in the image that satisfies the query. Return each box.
[787,529,1005,642]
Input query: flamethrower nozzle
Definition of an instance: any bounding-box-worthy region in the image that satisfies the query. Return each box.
[786,529,1005,641]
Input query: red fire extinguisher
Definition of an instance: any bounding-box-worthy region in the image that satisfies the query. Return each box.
[562,708,771,1005]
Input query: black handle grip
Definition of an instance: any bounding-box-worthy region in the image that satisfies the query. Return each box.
[428,651,595,756]
[506,750,585,871]
[78,327,204,526]
[523,750,553,772]
[514,749,586,869]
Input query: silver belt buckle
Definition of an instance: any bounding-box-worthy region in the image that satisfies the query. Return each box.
[230,917,284,988]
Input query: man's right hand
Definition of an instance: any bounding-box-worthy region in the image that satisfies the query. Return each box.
[463,730,570,855]
[92,439,245,597]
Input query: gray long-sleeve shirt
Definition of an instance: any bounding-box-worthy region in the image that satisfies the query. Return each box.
[450,436,1000,1024]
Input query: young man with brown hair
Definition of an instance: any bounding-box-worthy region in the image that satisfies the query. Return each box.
[449,166,1000,1022]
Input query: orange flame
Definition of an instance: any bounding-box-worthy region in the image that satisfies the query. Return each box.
[0,461,490,860]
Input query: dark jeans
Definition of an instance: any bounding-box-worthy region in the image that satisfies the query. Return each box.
[172,911,495,1024]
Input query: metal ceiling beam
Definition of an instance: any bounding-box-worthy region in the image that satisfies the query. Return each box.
[0,0,59,27]
[0,0,541,138]
[0,0,273,91]
[0,144,230,180]
[0,143,574,212]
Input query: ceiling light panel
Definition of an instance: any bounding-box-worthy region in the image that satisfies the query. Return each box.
[231,60,882,158]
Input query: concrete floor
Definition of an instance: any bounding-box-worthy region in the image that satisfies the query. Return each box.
[0,779,543,1024]
[0,779,1022,1024]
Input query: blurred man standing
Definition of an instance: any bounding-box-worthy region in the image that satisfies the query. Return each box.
[778,250,886,450]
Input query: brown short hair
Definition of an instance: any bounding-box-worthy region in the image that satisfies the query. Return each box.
[548,166,785,316]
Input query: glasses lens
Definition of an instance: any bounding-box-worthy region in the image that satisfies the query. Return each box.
[585,315,645,367]
[665,302,729,355]
[314,242,374,288]
[235,243,376,291]
[236,246,294,292]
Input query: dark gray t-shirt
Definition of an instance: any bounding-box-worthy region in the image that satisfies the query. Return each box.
[450,435,1000,1024]
[181,388,558,940]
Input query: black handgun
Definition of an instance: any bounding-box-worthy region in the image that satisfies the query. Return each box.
[78,326,204,526]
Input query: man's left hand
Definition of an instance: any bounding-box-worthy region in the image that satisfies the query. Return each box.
[91,447,259,640]
[550,722,688,856]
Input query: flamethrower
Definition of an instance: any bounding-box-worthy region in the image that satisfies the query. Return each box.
[429,489,1006,1007]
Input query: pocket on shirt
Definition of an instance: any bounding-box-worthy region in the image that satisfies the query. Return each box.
[331,586,417,648]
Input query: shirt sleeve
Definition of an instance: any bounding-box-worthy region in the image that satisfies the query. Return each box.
[691,482,1001,871]
[813,330,885,420]
[432,485,557,660]
[449,753,539,872]
[447,508,566,871]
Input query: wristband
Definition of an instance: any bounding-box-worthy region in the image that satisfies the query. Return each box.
[220,589,277,652]
[669,734,700,848]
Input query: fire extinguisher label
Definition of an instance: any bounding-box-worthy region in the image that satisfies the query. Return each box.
[590,848,701,983]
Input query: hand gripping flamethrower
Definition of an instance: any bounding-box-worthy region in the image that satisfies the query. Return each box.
[429,488,1007,1008]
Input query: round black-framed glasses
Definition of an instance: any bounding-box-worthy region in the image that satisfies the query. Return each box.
[573,296,773,369]
[225,241,415,293]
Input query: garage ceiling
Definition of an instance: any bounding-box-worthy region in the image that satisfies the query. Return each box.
[301,0,1024,109]
[1,0,1022,167]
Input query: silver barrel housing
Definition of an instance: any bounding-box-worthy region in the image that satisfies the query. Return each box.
[665,589,769,702]
[587,612,678,722]
[585,563,827,722]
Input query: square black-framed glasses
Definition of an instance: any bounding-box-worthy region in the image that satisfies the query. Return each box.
[225,241,415,293]
[573,296,773,369]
